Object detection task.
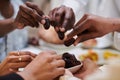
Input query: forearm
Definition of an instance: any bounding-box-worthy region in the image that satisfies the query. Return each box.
[108,18,120,32]
[0,73,24,80]
[0,19,16,37]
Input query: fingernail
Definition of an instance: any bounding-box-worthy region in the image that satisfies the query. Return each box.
[74,43,77,46]
[60,28,65,32]
[41,19,46,24]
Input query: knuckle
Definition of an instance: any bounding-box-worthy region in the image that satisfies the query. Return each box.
[19,5,24,10]
[50,64,55,69]
[65,17,71,21]
[32,4,38,9]
[25,55,31,59]
[84,13,90,17]
[28,9,33,14]
[40,51,47,55]
[61,60,65,66]
[60,68,65,74]
[69,8,73,12]
[87,16,93,22]
[46,56,53,62]
[24,51,31,55]
[6,56,11,62]
[8,63,12,67]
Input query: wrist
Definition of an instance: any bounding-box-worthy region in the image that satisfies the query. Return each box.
[110,18,120,32]
[11,19,17,30]
[17,71,35,80]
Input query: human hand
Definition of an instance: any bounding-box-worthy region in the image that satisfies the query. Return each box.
[14,2,48,29]
[65,14,120,46]
[49,5,75,40]
[38,27,65,44]
[18,51,65,80]
[74,59,98,79]
[0,51,36,76]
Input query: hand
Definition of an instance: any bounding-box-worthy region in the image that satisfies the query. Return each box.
[38,27,65,44]
[49,5,75,40]
[14,2,46,29]
[66,14,120,46]
[74,59,98,79]
[0,51,36,76]
[18,51,65,80]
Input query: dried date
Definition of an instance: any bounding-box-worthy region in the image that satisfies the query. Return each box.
[64,38,75,47]
[57,31,65,40]
[44,18,50,29]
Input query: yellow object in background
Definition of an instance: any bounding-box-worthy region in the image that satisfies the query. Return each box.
[103,51,120,60]
[79,50,98,62]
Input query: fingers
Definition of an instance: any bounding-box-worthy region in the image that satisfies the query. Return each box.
[20,5,43,25]
[7,55,33,63]
[61,7,75,32]
[54,68,65,78]
[40,50,57,55]
[9,62,30,69]
[20,6,39,27]
[66,18,89,41]
[8,51,37,62]
[48,6,75,40]
[74,32,98,46]
[74,14,89,28]
[54,60,65,67]
[9,51,36,56]
[25,1,44,16]
[54,7,65,27]
[25,1,51,29]
[66,14,89,40]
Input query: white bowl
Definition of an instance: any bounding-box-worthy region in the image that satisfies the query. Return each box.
[68,63,83,73]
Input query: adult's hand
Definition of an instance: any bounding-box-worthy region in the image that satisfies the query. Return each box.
[49,6,75,40]
[0,51,36,76]
[74,59,98,79]
[14,2,47,29]
[66,14,120,46]
[18,51,65,80]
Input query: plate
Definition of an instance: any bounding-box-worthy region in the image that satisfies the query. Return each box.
[68,63,83,73]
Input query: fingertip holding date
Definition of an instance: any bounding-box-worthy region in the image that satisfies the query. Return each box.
[44,18,50,29]
[64,38,75,47]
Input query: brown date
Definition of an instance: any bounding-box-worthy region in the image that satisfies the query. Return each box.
[64,38,75,47]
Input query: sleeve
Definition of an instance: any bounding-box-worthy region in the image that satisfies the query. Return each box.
[0,73,24,80]
[62,0,89,19]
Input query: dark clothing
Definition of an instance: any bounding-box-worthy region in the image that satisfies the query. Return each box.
[0,73,24,80]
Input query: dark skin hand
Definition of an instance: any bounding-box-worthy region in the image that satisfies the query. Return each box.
[0,2,49,37]
[65,14,120,46]
[0,0,14,18]
[0,0,15,37]
[49,5,75,40]
[14,2,46,29]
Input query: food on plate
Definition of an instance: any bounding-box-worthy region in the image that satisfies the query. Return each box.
[62,52,81,68]
[103,51,120,60]
[79,50,98,62]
